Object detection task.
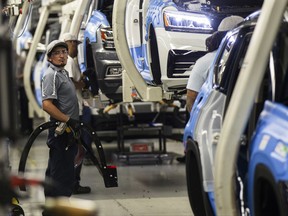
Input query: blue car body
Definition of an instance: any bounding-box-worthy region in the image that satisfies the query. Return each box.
[183,11,261,215]
[184,8,288,216]
[183,54,218,149]
[248,101,288,215]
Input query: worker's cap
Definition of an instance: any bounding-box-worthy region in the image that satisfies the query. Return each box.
[46,40,68,57]
[60,32,82,44]
[217,15,244,32]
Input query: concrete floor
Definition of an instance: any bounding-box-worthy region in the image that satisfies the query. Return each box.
[8,132,194,216]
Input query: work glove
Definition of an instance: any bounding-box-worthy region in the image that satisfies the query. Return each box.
[66,118,81,133]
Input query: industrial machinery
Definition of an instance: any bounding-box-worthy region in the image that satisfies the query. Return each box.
[12,0,92,119]
[1,3,26,214]
[18,121,118,189]
[0,1,117,215]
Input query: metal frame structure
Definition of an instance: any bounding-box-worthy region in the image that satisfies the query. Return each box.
[16,0,91,118]
[112,0,172,102]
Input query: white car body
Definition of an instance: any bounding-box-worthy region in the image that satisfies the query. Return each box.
[125,0,257,93]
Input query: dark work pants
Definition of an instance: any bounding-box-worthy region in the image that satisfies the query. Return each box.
[44,128,77,197]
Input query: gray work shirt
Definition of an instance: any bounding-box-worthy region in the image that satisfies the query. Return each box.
[42,63,79,121]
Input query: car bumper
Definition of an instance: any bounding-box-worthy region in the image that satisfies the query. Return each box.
[91,43,122,98]
[154,27,210,90]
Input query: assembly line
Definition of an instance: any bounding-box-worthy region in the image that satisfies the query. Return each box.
[1,0,288,216]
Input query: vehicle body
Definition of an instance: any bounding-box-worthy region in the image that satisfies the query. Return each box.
[184,6,288,216]
[213,1,288,214]
[125,0,262,93]
[82,0,123,102]
[220,20,288,215]
[183,12,258,215]
[248,101,288,216]
[244,8,288,215]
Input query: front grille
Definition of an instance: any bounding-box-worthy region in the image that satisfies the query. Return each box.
[167,50,207,78]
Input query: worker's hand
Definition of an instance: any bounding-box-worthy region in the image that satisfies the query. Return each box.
[66,118,81,133]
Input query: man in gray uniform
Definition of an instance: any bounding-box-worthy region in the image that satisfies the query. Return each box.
[41,40,81,206]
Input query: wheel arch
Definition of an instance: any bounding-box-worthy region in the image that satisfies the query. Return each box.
[84,38,96,69]
[185,138,214,216]
[148,24,162,85]
[252,164,288,216]
[83,37,100,95]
